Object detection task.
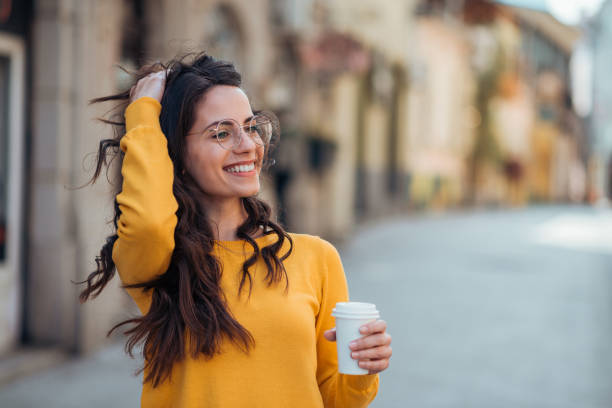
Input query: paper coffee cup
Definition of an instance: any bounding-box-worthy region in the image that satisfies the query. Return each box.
[332,302,380,375]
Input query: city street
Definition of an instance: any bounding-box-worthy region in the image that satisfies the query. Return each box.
[347,205,612,408]
[2,205,612,407]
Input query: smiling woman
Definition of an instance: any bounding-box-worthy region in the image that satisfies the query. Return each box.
[75,52,391,408]
[183,85,268,205]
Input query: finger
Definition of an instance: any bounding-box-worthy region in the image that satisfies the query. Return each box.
[358,359,389,373]
[349,333,392,351]
[351,345,392,361]
[359,320,387,335]
[323,328,336,342]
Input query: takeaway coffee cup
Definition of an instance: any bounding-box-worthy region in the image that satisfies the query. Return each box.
[332,302,380,375]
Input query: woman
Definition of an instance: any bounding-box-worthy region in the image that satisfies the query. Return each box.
[79,53,392,407]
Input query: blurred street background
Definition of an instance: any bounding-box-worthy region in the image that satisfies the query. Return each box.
[1,0,612,406]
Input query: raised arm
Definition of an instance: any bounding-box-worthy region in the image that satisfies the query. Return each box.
[112,73,178,314]
[315,240,379,408]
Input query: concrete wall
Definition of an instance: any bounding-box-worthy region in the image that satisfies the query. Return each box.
[359,102,390,215]
[28,0,128,353]
[325,74,360,238]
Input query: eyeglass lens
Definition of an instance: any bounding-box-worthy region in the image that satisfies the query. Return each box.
[215,116,272,150]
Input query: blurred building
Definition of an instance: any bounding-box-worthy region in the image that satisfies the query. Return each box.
[417,0,585,206]
[588,0,612,202]
[395,0,584,208]
[502,3,584,203]
[0,0,132,379]
[0,0,27,364]
[272,0,420,236]
[409,1,479,208]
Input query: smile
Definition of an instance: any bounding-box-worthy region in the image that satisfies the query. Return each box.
[224,162,255,173]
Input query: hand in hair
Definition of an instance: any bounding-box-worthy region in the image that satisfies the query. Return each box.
[129,70,167,103]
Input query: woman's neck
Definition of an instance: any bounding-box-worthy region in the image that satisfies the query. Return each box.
[202,196,250,241]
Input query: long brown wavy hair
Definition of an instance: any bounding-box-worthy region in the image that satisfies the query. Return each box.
[77,53,293,387]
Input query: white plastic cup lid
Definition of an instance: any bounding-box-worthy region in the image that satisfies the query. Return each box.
[332,302,379,319]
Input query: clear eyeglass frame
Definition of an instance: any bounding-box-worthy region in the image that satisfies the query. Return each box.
[194,113,274,151]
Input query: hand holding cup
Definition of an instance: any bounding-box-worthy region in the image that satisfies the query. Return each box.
[324,302,392,375]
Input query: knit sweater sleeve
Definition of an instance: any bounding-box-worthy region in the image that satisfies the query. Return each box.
[111,96,178,314]
[315,239,379,408]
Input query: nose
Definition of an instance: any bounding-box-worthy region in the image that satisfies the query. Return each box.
[233,127,257,153]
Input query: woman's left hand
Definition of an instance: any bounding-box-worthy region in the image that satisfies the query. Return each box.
[324,320,392,374]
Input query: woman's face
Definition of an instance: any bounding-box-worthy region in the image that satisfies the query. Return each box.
[184,85,264,201]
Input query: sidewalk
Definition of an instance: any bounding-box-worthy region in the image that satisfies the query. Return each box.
[0,342,141,408]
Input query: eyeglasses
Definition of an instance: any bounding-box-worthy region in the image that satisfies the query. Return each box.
[192,112,275,151]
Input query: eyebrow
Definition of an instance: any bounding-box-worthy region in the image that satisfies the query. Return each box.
[202,115,255,131]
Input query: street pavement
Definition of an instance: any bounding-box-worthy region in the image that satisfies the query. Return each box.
[346,205,612,408]
[1,205,612,407]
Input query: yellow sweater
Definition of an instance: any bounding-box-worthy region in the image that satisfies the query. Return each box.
[112,97,379,408]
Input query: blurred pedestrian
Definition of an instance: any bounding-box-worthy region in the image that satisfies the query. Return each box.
[77,53,391,407]
[502,155,525,206]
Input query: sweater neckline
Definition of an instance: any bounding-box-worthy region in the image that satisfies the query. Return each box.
[213,232,277,251]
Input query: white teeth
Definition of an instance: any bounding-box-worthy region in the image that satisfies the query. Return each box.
[226,163,255,173]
